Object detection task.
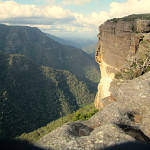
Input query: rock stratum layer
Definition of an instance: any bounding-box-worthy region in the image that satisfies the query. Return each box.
[95,19,150,109]
[37,15,150,149]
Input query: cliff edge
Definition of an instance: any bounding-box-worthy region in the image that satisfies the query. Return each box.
[37,71,150,149]
[37,14,150,150]
[95,16,150,109]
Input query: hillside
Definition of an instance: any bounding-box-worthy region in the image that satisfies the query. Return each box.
[45,33,97,57]
[45,33,78,48]
[0,51,95,138]
[82,44,96,56]
[45,33,97,49]
[18,103,98,143]
[0,24,100,93]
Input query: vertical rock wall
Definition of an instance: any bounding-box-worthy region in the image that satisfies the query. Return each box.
[95,19,150,109]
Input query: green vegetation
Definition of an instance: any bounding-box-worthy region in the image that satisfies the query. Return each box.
[82,44,96,56]
[0,51,95,139]
[115,69,136,80]
[140,39,149,48]
[0,24,100,94]
[115,59,150,80]
[0,24,100,142]
[18,103,98,143]
[115,72,123,79]
[122,14,150,22]
[71,103,98,121]
[42,66,95,108]
[109,13,150,23]
[115,36,150,80]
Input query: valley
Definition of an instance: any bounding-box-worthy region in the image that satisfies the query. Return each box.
[0,24,99,138]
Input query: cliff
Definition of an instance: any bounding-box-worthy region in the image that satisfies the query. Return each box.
[37,14,150,150]
[95,17,150,109]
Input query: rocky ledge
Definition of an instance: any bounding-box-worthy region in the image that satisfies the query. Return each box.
[37,71,150,150]
[37,14,150,150]
[95,16,150,109]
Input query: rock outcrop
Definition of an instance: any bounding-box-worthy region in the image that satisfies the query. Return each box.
[95,19,150,109]
[37,15,150,150]
[37,71,150,149]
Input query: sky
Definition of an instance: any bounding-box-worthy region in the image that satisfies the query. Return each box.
[0,0,150,39]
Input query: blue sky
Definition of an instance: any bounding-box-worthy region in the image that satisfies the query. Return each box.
[0,0,150,39]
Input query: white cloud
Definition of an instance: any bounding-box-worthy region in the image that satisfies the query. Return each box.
[86,11,110,26]
[0,1,71,19]
[3,23,52,29]
[109,0,150,18]
[42,6,71,18]
[42,0,56,5]
[62,0,91,5]
[72,0,150,29]
[72,11,110,28]
[0,0,150,38]
[26,24,52,29]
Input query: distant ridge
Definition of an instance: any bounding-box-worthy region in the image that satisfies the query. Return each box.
[0,24,100,92]
[45,33,97,55]
[45,33,78,48]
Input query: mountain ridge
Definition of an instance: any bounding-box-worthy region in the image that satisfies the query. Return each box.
[0,24,100,92]
[0,51,95,138]
[45,32,97,55]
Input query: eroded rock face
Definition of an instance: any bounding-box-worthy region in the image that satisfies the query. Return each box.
[95,19,150,109]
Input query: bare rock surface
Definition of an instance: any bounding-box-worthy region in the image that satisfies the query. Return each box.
[95,18,150,109]
[37,122,134,150]
[37,71,150,150]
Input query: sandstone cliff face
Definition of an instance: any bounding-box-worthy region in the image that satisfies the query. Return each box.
[95,19,150,109]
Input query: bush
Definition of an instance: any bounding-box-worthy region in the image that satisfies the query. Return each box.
[115,72,122,79]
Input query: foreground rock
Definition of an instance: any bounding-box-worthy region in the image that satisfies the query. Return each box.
[37,71,150,149]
